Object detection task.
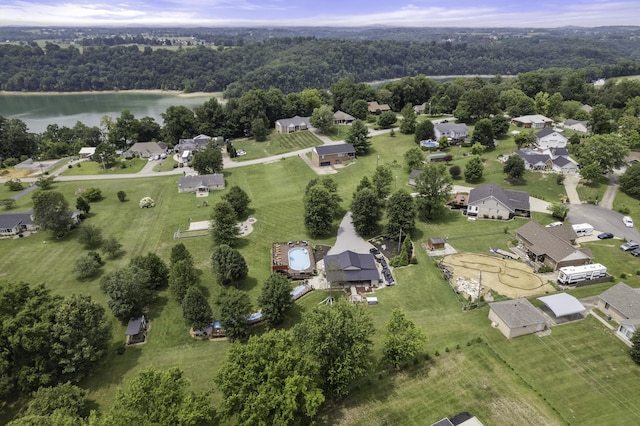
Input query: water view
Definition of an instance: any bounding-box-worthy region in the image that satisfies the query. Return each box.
[0,92,218,133]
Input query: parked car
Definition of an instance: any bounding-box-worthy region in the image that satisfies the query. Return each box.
[620,241,640,251]
[623,216,634,227]
[597,232,614,240]
[631,248,640,257]
[545,222,563,228]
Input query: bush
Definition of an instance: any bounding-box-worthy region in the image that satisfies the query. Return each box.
[3,158,19,167]
[556,174,565,185]
[621,272,627,279]
[83,187,103,202]
[139,197,155,208]
[117,191,127,202]
[4,179,24,191]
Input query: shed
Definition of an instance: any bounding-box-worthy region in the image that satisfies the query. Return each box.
[125,315,147,345]
[428,238,446,250]
[367,297,378,305]
[488,298,547,339]
[537,293,585,320]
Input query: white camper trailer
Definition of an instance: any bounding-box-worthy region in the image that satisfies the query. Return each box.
[572,223,594,237]
[557,263,607,285]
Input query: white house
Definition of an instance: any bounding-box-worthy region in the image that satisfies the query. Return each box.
[177,174,225,193]
[562,119,589,133]
[275,116,311,134]
[466,183,530,220]
[0,211,39,237]
[511,115,553,129]
[434,123,469,142]
[535,128,568,149]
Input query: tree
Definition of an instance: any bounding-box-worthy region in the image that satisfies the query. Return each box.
[415,162,453,221]
[372,164,394,201]
[191,145,223,175]
[310,104,335,134]
[404,147,425,171]
[4,179,23,191]
[169,259,198,302]
[100,367,214,426]
[377,111,397,129]
[588,104,613,134]
[491,115,510,136]
[547,203,569,221]
[77,224,103,248]
[414,119,434,144]
[514,131,536,149]
[102,236,123,259]
[346,119,371,155]
[170,243,193,267]
[72,252,103,279]
[620,163,640,198]
[577,134,629,173]
[222,186,251,219]
[101,266,153,321]
[211,200,240,246]
[386,189,416,237]
[75,196,90,215]
[128,253,168,291]
[139,197,155,208]
[117,190,127,202]
[1,199,16,210]
[50,294,111,383]
[383,308,427,369]
[350,99,369,120]
[161,105,197,145]
[503,155,526,181]
[251,117,268,141]
[211,244,248,286]
[630,329,640,365]
[464,156,484,183]
[293,300,374,397]
[257,274,293,327]
[351,187,382,236]
[35,174,55,190]
[400,104,417,134]
[182,286,212,331]
[580,163,602,184]
[215,330,324,425]
[32,191,73,236]
[471,118,494,148]
[304,184,335,237]
[22,382,87,419]
[449,165,461,179]
[217,287,252,341]
[94,142,117,168]
[83,187,102,202]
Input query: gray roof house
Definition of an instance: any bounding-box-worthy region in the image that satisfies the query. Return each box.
[510,115,553,128]
[489,298,547,339]
[177,173,225,193]
[562,119,589,133]
[434,123,469,142]
[516,221,592,270]
[535,128,568,149]
[126,141,168,158]
[323,250,380,286]
[598,283,640,323]
[0,210,39,237]
[551,156,578,174]
[275,116,311,134]
[516,150,552,170]
[467,183,530,219]
[311,143,356,167]
[333,110,355,125]
[176,134,213,153]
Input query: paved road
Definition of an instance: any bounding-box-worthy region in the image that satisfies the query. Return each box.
[567,203,640,242]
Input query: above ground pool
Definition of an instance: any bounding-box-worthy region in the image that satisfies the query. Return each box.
[288,247,311,270]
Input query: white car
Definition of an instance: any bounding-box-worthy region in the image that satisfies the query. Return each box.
[623,216,634,228]
[545,221,563,228]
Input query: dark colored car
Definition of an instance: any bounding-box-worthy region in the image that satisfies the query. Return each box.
[631,248,640,257]
[597,232,614,240]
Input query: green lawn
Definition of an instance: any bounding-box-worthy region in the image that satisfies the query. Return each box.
[576,175,609,204]
[153,157,179,172]
[230,131,322,161]
[60,158,146,175]
[325,125,352,141]
[2,130,640,424]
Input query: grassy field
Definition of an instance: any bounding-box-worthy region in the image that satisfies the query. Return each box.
[153,157,179,172]
[2,129,640,424]
[576,175,609,204]
[230,131,322,161]
[60,158,146,176]
[325,125,352,141]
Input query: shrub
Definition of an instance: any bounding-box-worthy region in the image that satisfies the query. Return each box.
[3,158,18,167]
[4,179,24,191]
[621,272,627,279]
[556,174,565,185]
[83,187,103,202]
[117,191,127,202]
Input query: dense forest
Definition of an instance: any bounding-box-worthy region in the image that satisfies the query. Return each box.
[1,26,640,95]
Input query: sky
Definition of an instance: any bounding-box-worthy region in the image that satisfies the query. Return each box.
[0,0,638,28]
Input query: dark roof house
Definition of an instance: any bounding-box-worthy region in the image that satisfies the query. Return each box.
[516,221,592,270]
[311,143,356,167]
[598,283,640,322]
[125,315,148,345]
[0,210,38,236]
[333,110,355,124]
[467,183,529,219]
[323,250,379,285]
[489,298,547,339]
[178,173,225,193]
[275,116,311,134]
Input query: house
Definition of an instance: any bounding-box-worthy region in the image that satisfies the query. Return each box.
[408,169,422,186]
[126,141,168,158]
[177,173,225,193]
[275,116,310,134]
[516,221,592,270]
[535,128,568,149]
[510,115,553,129]
[367,101,391,114]
[598,282,640,323]
[434,123,469,143]
[414,103,427,114]
[432,412,485,426]
[562,119,589,133]
[489,298,547,339]
[427,238,446,250]
[592,79,606,87]
[617,319,640,345]
[125,315,148,345]
[515,148,578,174]
[581,104,593,113]
[0,210,39,237]
[466,183,530,219]
[78,147,96,159]
[515,149,552,170]
[551,155,579,174]
[333,110,355,125]
[323,250,380,287]
[176,134,213,154]
[311,143,356,167]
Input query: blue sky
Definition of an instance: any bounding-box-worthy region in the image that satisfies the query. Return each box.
[1,0,637,27]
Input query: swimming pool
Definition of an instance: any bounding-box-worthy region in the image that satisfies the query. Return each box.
[289,247,311,270]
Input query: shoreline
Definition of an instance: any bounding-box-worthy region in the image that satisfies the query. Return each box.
[0,89,221,98]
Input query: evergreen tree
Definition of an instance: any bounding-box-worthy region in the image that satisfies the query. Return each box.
[182,286,212,331]
[346,119,371,155]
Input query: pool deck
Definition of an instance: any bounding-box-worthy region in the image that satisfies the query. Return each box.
[271,241,316,279]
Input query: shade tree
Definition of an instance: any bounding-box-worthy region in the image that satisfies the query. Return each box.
[32,190,73,236]
[414,162,453,221]
[169,259,198,302]
[101,266,153,321]
[503,155,525,181]
[222,186,251,219]
[383,308,427,369]
[211,244,248,286]
[346,119,371,155]
[257,274,293,327]
[182,286,212,331]
[211,200,240,246]
[217,287,253,341]
[351,187,382,237]
[385,189,416,238]
[464,156,484,183]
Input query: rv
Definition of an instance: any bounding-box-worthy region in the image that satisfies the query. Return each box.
[181,150,191,165]
[572,223,594,237]
[557,263,607,285]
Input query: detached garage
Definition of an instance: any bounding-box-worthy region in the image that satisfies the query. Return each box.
[489,298,547,339]
[537,293,585,322]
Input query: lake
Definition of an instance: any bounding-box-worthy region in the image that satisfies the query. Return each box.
[0,92,218,134]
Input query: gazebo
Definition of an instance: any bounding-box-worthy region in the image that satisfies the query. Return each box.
[537,293,585,322]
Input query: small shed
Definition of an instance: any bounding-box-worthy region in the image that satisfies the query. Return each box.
[125,315,147,345]
[428,238,446,250]
[537,293,585,321]
[489,298,547,339]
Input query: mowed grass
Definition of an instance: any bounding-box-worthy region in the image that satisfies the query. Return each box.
[2,130,640,424]
[576,175,609,204]
[230,130,323,161]
[60,158,146,175]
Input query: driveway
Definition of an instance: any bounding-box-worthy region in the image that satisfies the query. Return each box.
[567,203,640,242]
[327,212,375,255]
